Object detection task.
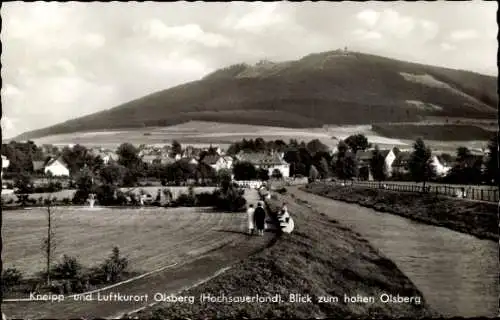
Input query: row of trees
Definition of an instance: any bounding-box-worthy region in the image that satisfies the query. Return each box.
[328,134,499,188]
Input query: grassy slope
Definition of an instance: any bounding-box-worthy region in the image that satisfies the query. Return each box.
[132,194,434,319]
[303,183,498,241]
[372,123,496,141]
[15,50,497,141]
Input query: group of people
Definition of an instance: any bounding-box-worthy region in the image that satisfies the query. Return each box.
[246,201,290,236]
[247,202,266,236]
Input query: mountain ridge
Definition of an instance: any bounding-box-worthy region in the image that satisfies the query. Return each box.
[13,50,498,141]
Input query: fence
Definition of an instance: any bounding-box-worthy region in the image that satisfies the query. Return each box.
[327,180,499,203]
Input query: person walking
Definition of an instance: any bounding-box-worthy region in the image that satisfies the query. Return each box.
[246,204,255,235]
[254,201,266,236]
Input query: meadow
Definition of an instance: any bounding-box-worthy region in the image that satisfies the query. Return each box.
[23,120,487,154]
[2,205,244,277]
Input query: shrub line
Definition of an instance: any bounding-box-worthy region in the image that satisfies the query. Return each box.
[3,262,179,303]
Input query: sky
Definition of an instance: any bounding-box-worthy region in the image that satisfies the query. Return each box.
[1,1,498,139]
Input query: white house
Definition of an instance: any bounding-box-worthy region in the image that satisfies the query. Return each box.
[202,155,233,171]
[355,148,397,180]
[1,155,9,179]
[236,151,290,178]
[381,148,397,177]
[101,152,118,165]
[44,157,70,176]
[431,155,452,177]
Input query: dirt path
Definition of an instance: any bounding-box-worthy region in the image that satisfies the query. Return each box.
[2,189,274,319]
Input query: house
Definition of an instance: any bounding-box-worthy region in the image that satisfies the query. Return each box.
[236,151,290,178]
[431,155,452,177]
[392,152,412,175]
[381,148,397,177]
[142,155,159,165]
[201,155,233,171]
[44,157,70,176]
[142,153,176,165]
[1,155,9,179]
[101,152,118,165]
[355,150,373,180]
[89,149,118,165]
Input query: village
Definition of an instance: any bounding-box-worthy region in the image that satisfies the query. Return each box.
[1,134,494,198]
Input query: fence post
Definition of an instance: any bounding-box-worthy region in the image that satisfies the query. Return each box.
[481,189,483,201]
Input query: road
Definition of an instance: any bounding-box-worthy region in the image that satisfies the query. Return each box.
[1,189,272,319]
[288,186,498,317]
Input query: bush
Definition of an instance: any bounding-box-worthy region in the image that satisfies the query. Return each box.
[2,267,23,293]
[115,190,128,205]
[276,187,287,194]
[195,192,216,206]
[51,255,84,281]
[173,193,196,207]
[213,184,247,212]
[62,197,71,205]
[99,247,129,283]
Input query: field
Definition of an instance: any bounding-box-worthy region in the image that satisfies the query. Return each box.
[20,121,491,155]
[2,205,245,277]
[372,123,495,141]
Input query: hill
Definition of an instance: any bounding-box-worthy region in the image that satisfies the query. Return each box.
[14,50,498,141]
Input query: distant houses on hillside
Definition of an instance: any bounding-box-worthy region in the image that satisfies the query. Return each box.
[345,147,458,181]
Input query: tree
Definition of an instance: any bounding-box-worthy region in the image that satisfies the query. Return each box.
[336,153,358,182]
[72,169,95,204]
[308,165,319,182]
[257,168,270,181]
[448,147,479,184]
[317,157,331,178]
[370,146,387,186]
[62,144,89,175]
[196,162,216,184]
[408,138,435,190]
[51,255,83,281]
[306,139,330,155]
[337,140,348,156]
[345,134,370,153]
[171,140,182,156]
[484,134,499,185]
[232,161,257,180]
[116,143,141,169]
[14,172,34,195]
[254,138,266,151]
[100,247,128,283]
[99,163,126,185]
[42,198,57,286]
